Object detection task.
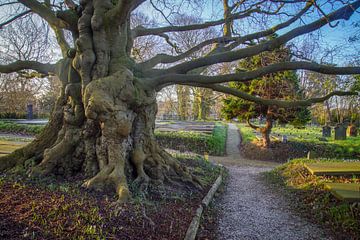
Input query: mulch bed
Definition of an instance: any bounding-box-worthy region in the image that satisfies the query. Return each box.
[0,160,221,240]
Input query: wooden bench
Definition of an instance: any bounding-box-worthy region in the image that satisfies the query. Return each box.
[324,183,360,202]
[304,162,360,176]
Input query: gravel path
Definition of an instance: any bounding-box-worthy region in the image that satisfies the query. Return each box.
[212,123,332,240]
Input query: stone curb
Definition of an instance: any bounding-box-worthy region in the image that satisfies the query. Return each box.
[184,166,225,240]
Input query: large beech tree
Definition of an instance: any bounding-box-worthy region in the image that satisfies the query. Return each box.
[0,0,360,202]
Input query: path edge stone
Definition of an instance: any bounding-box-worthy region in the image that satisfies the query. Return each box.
[184,165,225,240]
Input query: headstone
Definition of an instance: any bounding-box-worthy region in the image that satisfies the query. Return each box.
[334,124,346,140]
[307,151,314,159]
[322,125,331,137]
[347,124,358,137]
[27,103,33,120]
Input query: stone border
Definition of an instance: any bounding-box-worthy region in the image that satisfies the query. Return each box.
[184,166,225,240]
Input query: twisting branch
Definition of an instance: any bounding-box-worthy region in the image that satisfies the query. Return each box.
[182,83,358,108]
[106,0,146,24]
[247,118,261,131]
[147,61,360,88]
[0,60,56,75]
[154,0,360,75]
[138,36,237,69]
[51,26,71,57]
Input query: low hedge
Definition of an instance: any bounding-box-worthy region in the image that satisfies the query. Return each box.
[155,123,227,156]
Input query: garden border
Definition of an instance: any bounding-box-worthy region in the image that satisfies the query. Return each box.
[184,165,225,240]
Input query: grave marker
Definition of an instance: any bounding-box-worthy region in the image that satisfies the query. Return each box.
[322,125,331,137]
[334,124,346,140]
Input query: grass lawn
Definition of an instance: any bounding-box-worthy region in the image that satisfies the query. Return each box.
[237,123,360,160]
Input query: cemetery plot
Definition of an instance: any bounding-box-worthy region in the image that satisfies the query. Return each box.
[304,162,360,176]
[155,121,216,134]
[324,183,360,202]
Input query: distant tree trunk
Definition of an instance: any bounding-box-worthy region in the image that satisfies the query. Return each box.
[176,85,190,120]
[325,101,332,124]
[260,115,273,147]
[247,112,273,148]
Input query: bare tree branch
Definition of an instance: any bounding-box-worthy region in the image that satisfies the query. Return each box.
[17,0,69,29]
[0,10,31,29]
[148,61,360,88]
[184,83,358,108]
[133,3,293,37]
[138,2,312,70]
[0,60,55,75]
[154,1,360,75]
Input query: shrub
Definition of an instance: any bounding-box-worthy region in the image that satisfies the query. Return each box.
[0,121,44,135]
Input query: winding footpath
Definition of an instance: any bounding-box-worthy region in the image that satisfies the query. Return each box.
[211,123,332,240]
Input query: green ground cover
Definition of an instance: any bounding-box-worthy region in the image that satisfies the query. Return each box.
[237,123,360,159]
[264,158,360,239]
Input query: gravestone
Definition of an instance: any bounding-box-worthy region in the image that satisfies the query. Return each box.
[322,125,331,137]
[27,103,33,120]
[347,124,358,137]
[334,124,346,140]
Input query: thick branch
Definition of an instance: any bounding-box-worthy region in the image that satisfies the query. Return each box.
[148,61,360,88]
[0,60,55,75]
[247,118,261,131]
[106,0,145,24]
[52,26,70,57]
[158,1,360,75]
[189,83,358,108]
[18,0,69,29]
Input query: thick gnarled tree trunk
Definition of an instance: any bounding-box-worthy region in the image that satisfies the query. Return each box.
[0,0,201,202]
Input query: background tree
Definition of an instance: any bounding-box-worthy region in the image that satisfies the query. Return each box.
[0,0,359,203]
[222,43,311,147]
